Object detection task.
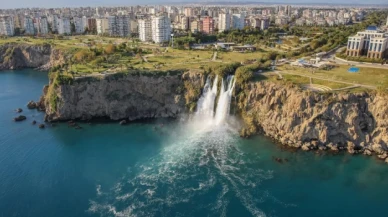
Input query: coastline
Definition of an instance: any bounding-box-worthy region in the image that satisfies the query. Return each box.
[1,43,388,163]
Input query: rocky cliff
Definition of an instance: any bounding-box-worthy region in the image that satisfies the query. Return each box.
[239,81,388,160]
[0,43,64,70]
[44,71,205,122]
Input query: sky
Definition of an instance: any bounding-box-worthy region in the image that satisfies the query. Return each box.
[1,0,388,9]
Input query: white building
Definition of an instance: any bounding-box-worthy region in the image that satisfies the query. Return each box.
[347,26,388,59]
[0,16,15,36]
[57,17,71,35]
[96,18,108,35]
[37,16,49,35]
[24,16,35,35]
[218,13,231,32]
[138,19,152,42]
[151,16,171,43]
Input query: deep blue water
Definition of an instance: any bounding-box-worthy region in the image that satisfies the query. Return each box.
[1,70,388,217]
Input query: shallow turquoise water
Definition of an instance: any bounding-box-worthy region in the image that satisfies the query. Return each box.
[1,70,388,217]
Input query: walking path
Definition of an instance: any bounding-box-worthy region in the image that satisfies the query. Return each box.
[212,52,218,61]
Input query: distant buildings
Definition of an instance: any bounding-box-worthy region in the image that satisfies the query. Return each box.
[346,26,388,59]
[96,18,108,35]
[107,16,131,37]
[36,16,49,35]
[202,16,214,35]
[0,16,14,36]
[231,14,245,30]
[24,16,35,35]
[218,13,230,32]
[138,19,152,42]
[57,17,71,35]
[151,15,171,43]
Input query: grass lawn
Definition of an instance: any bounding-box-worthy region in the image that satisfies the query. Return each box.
[279,64,388,88]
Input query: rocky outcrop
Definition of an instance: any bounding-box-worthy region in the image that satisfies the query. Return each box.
[240,81,388,157]
[44,70,205,122]
[0,43,65,70]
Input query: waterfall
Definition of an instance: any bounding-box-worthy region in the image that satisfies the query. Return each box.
[215,76,235,125]
[195,75,235,126]
[196,75,218,120]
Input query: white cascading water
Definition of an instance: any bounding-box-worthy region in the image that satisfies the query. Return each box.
[195,75,235,126]
[215,76,235,125]
[196,75,218,121]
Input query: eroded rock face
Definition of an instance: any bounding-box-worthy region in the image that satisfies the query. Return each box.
[0,44,64,70]
[241,81,388,156]
[44,71,204,122]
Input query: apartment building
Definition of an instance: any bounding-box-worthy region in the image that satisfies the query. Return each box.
[190,19,203,34]
[37,16,49,35]
[57,17,71,35]
[231,14,245,30]
[96,18,108,35]
[0,16,15,36]
[138,19,152,42]
[218,13,230,32]
[24,16,35,35]
[107,16,131,37]
[151,16,171,43]
[87,18,97,33]
[202,16,214,35]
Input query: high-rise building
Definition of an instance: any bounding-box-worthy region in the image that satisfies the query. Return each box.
[184,7,193,17]
[0,16,15,36]
[37,16,49,35]
[57,17,71,35]
[87,18,97,33]
[96,18,108,35]
[24,16,35,35]
[286,5,292,16]
[106,16,131,37]
[151,15,171,43]
[73,17,85,34]
[218,13,230,32]
[231,14,245,30]
[202,16,214,35]
[190,19,203,34]
[138,19,152,42]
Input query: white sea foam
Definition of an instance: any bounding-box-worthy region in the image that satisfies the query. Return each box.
[88,75,286,217]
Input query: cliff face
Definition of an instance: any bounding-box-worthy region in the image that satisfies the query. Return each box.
[0,44,64,70]
[241,81,388,157]
[44,71,205,122]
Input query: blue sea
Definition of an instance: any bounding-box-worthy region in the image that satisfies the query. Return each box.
[1,69,388,217]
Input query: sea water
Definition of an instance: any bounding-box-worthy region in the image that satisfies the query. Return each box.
[1,70,388,217]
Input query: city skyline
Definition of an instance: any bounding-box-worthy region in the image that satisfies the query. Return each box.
[1,0,388,9]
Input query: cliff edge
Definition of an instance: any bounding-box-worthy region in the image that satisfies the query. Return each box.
[0,43,64,70]
[239,81,388,158]
[44,70,205,122]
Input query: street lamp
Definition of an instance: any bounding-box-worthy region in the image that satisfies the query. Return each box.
[171,33,174,48]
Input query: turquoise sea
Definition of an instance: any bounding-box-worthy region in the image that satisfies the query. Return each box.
[1,69,388,217]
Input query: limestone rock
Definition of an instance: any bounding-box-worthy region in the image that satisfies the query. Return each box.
[14,115,27,122]
[43,71,204,122]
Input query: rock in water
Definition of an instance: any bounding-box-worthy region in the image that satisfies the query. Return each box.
[14,115,27,122]
[32,120,37,125]
[27,101,37,109]
[15,108,23,113]
[119,120,127,125]
[38,124,45,129]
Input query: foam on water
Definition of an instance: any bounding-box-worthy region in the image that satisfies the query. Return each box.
[88,76,282,217]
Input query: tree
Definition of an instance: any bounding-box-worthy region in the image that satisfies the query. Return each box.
[104,44,116,55]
